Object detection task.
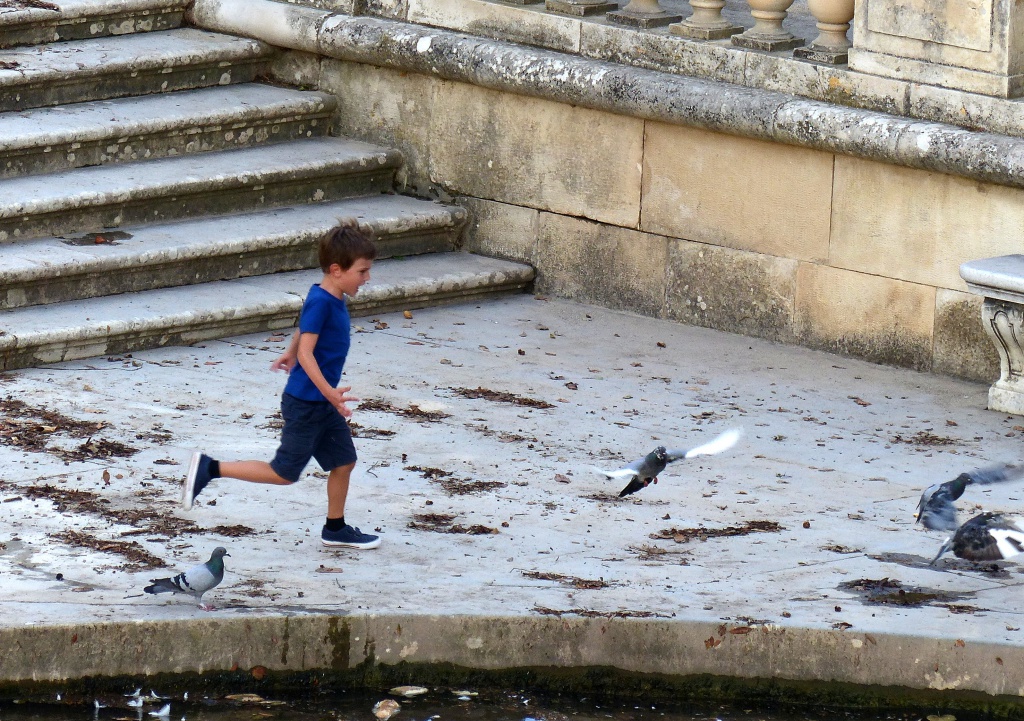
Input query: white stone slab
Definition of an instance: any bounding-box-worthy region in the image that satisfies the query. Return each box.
[960,254,1024,303]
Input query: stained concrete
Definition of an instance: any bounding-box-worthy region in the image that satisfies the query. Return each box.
[2,293,1024,700]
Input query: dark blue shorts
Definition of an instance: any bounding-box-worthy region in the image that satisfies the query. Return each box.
[269,392,357,483]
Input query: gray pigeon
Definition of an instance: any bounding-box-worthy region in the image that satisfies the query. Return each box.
[915,464,1024,531]
[144,547,229,610]
[590,428,742,497]
[931,512,1024,565]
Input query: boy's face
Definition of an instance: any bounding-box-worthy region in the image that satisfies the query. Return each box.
[334,258,373,297]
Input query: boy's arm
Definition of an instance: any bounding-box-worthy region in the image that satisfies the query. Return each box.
[270,330,301,372]
[295,332,359,417]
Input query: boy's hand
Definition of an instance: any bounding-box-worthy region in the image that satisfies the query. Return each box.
[270,353,297,373]
[326,386,360,418]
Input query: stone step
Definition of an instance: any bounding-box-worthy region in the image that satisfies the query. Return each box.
[0,83,336,179]
[0,0,186,49]
[0,195,467,310]
[0,136,403,242]
[0,252,536,370]
[0,27,271,113]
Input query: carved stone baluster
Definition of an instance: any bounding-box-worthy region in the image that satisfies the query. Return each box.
[607,0,682,28]
[794,0,854,63]
[731,0,803,51]
[546,0,618,15]
[669,0,742,40]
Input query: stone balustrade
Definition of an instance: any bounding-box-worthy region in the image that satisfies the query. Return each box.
[543,0,853,61]
[961,257,1024,416]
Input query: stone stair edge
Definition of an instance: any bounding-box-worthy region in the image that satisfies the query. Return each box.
[0,0,187,48]
[0,138,405,242]
[0,28,274,113]
[0,196,468,308]
[0,84,337,153]
[0,254,535,370]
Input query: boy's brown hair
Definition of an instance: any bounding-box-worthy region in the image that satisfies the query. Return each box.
[319,220,377,272]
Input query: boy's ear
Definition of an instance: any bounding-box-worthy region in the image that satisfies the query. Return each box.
[327,262,344,276]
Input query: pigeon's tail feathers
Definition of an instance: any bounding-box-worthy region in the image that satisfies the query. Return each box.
[930,538,952,565]
[680,428,743,460]
[990,527,1024,560]
[588,465,637,480]
[144,577,183,595]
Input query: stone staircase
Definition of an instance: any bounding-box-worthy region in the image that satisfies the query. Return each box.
[0,0,534,371]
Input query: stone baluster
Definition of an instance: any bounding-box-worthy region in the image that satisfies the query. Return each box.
[669,0,742,39]
[731,0,802,51]
[607,0,682,27]
[546,0,618,15]
[794,0,854,63]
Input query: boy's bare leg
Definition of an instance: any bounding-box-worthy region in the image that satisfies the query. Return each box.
[219,461,292,486]
[327,462,355,518]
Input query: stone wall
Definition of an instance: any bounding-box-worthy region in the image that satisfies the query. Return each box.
[191,0,1017,383]
[275,52,1004,381]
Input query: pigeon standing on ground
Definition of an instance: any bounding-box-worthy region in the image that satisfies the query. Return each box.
[931,512,1024,564]
[144,547,229,611]
[590,428,743,497]
[915,464,1024,531]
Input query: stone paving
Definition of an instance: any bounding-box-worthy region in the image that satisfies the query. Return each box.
[2,293,1024,675]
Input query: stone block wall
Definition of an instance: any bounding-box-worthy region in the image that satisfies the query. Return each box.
[303,56,1005,380]
[269,47,1004,382]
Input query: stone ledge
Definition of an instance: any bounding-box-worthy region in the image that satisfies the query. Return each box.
[1,613,1024,708]
[190,0,1024,192]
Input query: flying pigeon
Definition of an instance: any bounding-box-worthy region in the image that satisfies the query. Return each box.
[590,428,743,497]
[148,704,171,719]
[144,547,229,611]
[931,512,1024,564]
[916,464,1024,531]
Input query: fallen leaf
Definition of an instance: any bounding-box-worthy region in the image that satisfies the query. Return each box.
[848,396,871,406]
[555,474,571,484]
[403,310,413,319]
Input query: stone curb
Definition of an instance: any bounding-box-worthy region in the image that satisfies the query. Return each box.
[189,0,1024,191]
[2,613,1021,703]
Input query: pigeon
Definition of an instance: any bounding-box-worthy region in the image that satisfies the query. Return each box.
[148,704,171,719]
[144,547,229,611]
[916,464,1024,531]
[931,512,1024,564]
[590,428,742,497]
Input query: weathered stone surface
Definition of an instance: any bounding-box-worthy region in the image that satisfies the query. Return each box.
[535,213,668,316]
[830,155,1024,290]
[0,84,334,179]
[319,59,437,197]
[641,121,832,262]
[408,0,581,53]
[457,196,539,263]
[665,241,798,342]
[267,49,324,88]
[360,0,408,19]
[933,288,999,382]
[0,138,400,243]
[0,0,186,49]
[579,18,745,85]
[909,82,1024,139]
[429,82,643,227]
[795,263,935,370]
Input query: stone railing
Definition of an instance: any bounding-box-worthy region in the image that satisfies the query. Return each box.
[538,0,854,63]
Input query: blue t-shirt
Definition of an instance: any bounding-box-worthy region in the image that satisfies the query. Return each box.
[283,284,351,402]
